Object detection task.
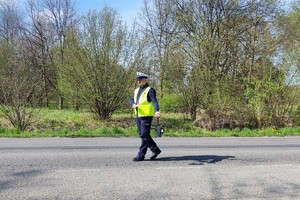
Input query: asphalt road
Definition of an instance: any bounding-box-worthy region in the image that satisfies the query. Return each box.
[0,137,300,200]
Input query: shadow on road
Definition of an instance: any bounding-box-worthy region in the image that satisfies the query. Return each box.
[0,169,43,191]
[156,155,236,165]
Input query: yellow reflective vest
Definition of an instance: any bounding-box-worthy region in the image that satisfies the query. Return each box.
[134,86,155,117]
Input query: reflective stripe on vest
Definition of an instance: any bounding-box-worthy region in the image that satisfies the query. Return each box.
[134,86,155,117]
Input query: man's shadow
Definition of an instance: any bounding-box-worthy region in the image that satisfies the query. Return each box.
[156,155,236,165]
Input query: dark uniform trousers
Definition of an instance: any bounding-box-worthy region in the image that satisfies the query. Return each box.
[136,116,160,158]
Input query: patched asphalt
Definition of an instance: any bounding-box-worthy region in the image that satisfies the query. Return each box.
[0,137,300,199]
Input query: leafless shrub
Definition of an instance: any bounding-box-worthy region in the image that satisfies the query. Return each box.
[0,43,43,131]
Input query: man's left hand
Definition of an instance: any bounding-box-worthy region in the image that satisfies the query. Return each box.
[155,111,160,118]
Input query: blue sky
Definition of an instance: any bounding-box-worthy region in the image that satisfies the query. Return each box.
[76,0,144,23]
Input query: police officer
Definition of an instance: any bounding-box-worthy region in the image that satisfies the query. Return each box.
[129,72,161,161]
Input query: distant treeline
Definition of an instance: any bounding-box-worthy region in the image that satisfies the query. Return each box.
[0,0,299,131]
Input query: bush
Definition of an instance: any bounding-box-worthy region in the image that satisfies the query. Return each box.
[160,94,183,113]
[294,107,300,126]
[193,109,243,131]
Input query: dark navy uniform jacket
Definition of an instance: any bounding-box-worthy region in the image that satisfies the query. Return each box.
[129,83,159,113]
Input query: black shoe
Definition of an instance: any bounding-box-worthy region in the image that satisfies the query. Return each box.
[150,150,161,160]
[133,157,144,161]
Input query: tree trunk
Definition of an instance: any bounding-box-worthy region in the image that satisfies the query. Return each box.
[58,95,64,109]
[190,106,197,121]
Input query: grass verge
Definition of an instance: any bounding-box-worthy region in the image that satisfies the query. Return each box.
[1,126,300,138]
[0,109,299,137]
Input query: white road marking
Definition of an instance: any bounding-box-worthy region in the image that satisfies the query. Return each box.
[156,166,202,170]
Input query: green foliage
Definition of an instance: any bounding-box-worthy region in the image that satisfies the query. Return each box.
[294,106,300,126]
[1,125,300,138]
[61,6,141,120]
[1,108,299,137]
[0,0,299,132]
[0,41,43,131]
[160,94,183,112]
[245,80,296,128]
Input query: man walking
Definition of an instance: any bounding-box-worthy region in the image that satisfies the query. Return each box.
[129,72,161,161]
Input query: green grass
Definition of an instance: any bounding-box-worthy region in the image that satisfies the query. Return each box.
[162,127,300,137]
[0,108,299,138]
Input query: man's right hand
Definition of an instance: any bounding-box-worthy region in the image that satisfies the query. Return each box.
[132,104,138,109]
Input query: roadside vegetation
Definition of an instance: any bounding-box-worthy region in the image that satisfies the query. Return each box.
[0,0,299,137]
[0,108,299,137]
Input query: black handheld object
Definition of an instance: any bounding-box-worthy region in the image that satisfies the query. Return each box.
[155,118,164,137]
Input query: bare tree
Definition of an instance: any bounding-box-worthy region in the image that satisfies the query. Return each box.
[0,0,43,131]
[0,0,21,43]
[167,0,242,119]
[43,0,77,109]
[23,0,77,109]
[141,0,287,127]
[22,0,52,107]
[140,0,179,98]
[0,45,43,131]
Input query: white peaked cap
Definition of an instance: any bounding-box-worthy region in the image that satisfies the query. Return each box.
[136,72,149,79]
